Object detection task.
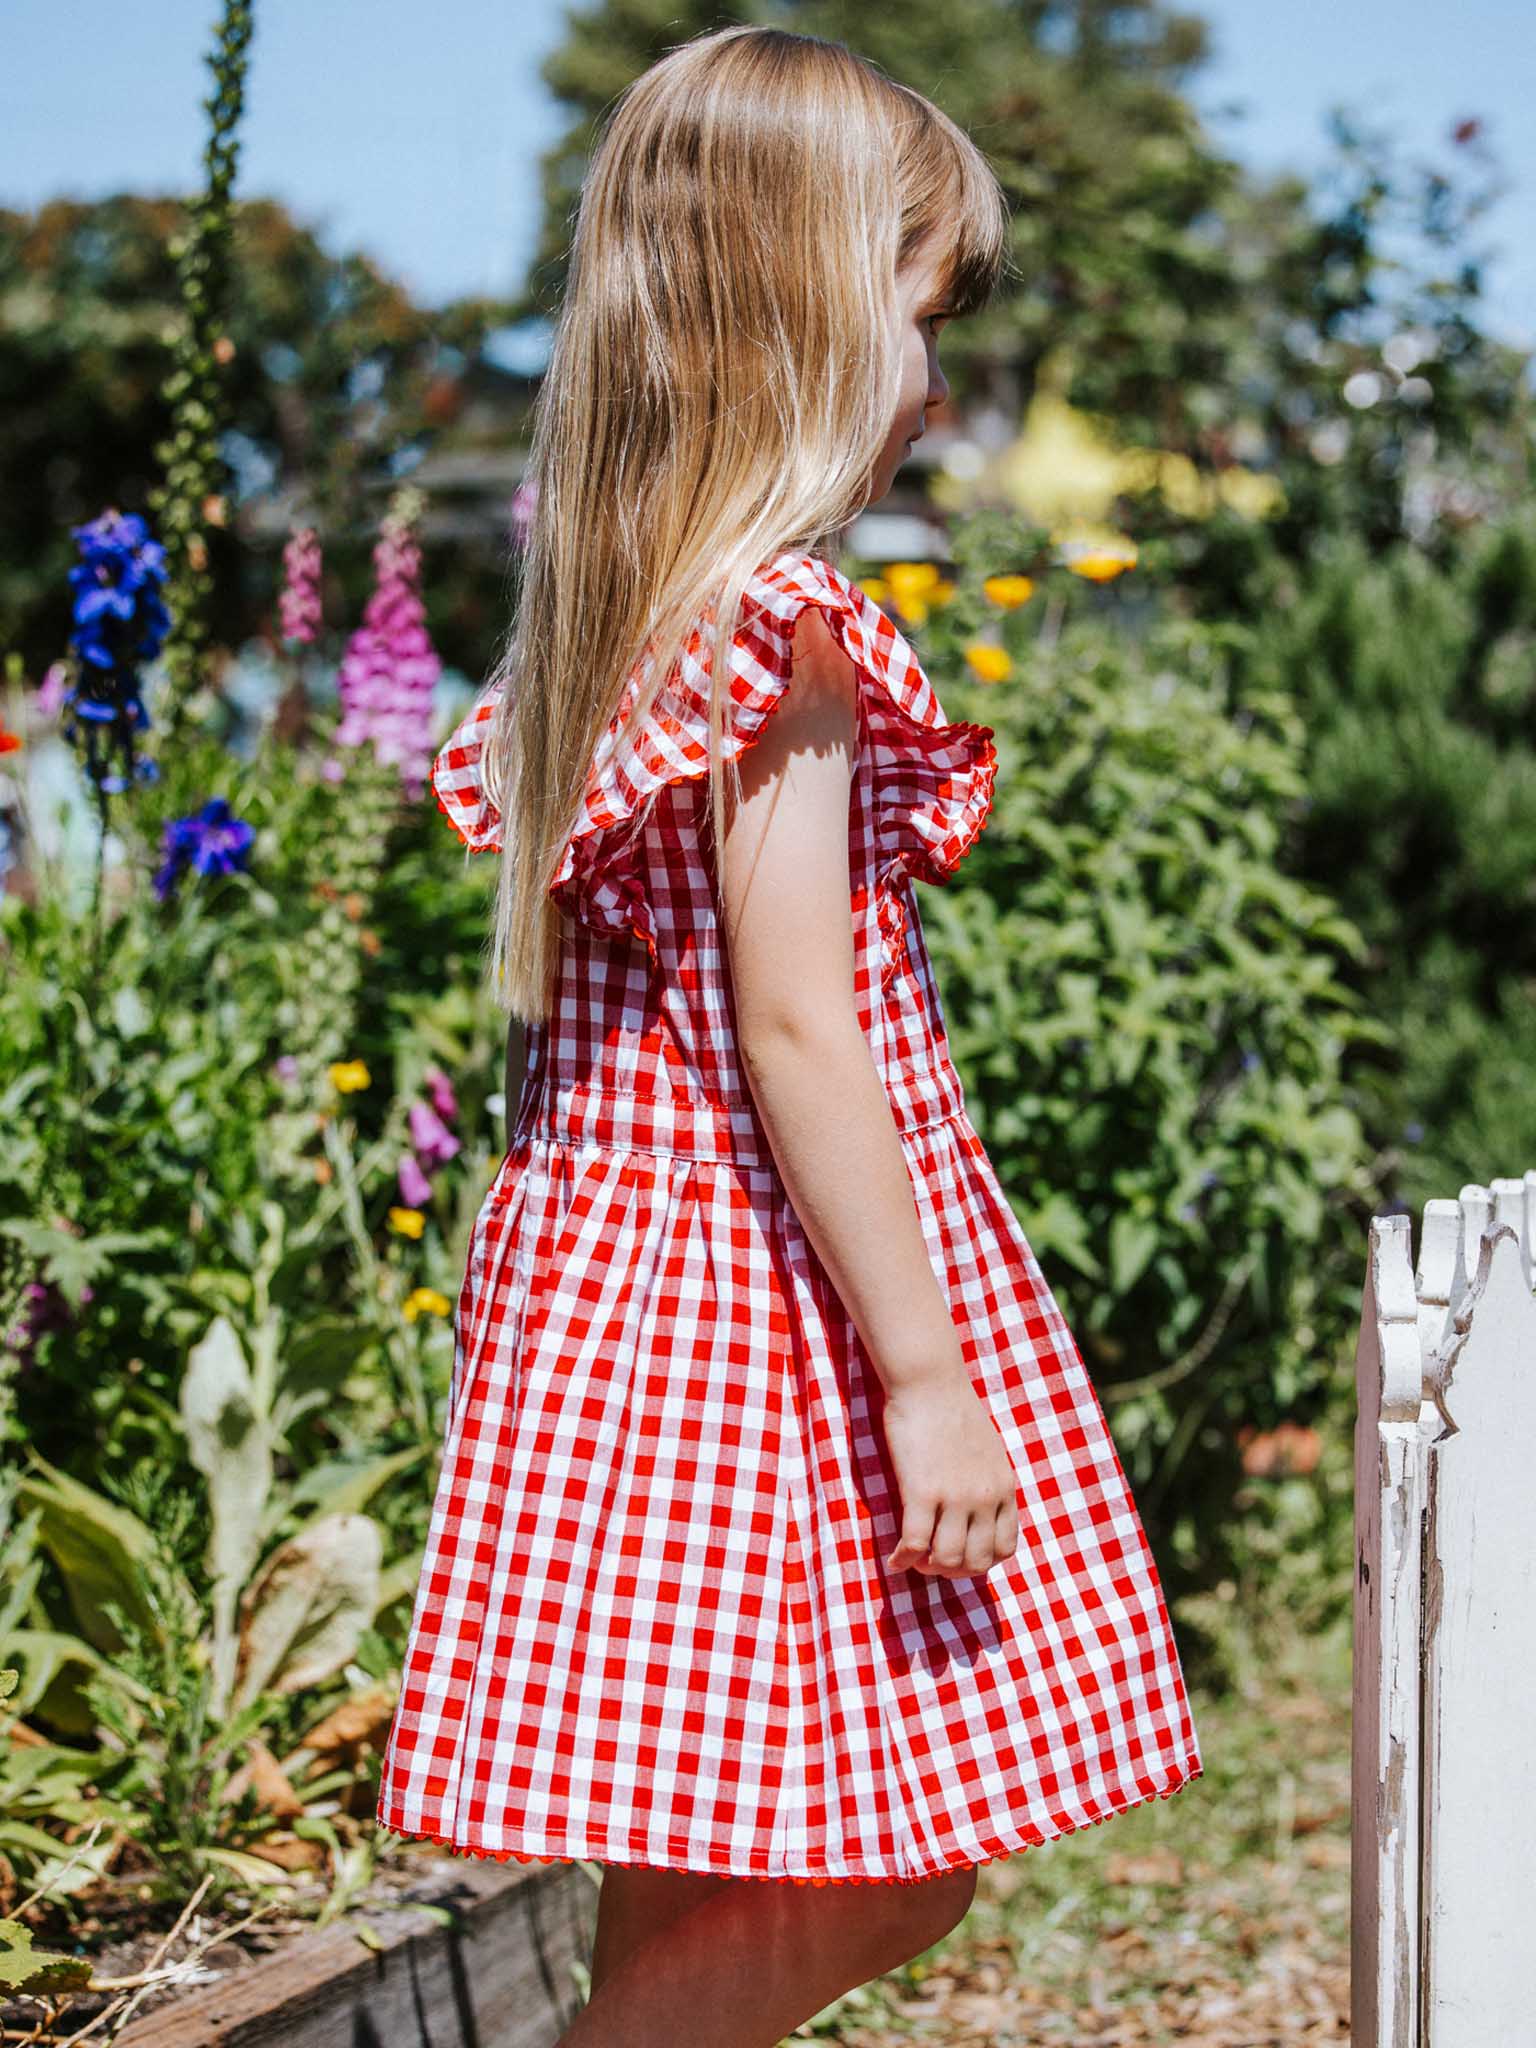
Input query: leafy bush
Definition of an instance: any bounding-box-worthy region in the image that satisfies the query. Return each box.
[875,513,1391,1587]
[1,725,505,1485]
[1235,510,1536,1208]
[0,694,507,1901]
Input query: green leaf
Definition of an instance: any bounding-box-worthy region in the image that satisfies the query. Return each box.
[0,1917,93,1993]
[16,1457,167,1657]
[1108,1212,1160,1295]
[201,1847,301,1888]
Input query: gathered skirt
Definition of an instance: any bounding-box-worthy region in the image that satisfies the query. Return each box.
[375,1084,1204,1885]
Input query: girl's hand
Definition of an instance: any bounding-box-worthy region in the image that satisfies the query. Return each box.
[881,1373,1021,1579]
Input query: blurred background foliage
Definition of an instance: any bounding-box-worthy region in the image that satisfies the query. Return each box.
[0,0,1530,1945]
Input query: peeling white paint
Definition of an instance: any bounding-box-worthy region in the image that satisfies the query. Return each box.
[1353,1177,1536,2047]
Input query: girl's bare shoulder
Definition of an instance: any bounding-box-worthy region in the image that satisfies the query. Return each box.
[788,600,859,711]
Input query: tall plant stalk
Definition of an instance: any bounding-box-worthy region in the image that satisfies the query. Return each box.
[147,0,256,748]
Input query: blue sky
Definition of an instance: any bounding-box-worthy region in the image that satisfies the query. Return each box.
[3,0,1532,349]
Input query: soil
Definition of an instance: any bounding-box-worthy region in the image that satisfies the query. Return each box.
[0,1835,474,2043]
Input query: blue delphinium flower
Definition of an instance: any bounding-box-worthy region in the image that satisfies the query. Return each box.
[154,796,256,903]
[64,508,171,799]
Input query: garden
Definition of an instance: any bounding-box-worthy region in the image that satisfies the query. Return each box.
[1,1,1532,2041]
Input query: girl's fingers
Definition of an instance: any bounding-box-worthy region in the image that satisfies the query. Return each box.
[887,1496,1021,1577]
[925,1503,970,1576]
[962,1511,996,1576]
[886,1501,938,1572]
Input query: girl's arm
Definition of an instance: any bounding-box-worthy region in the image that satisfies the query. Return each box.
[718,607,1018,1579]
[719,607,960,1396]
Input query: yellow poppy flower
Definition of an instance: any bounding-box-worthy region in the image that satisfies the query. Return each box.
[983,574,1035,609]
[329,1059,371,1093]
[1058,536,1138,582]
[885,561,941,602]
[964,644,1013,683]
[930,579,957,607]
[892,595,930,627]
[389,1207,426,1239]
[403,1286,452,1323]
[857,577,890,604]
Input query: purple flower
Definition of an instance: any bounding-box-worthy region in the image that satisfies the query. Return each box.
[4,1276,91,1363]
[508,476,538,551]
[332,502,442,800]
[272,1053,300,1083]
[397,1151,434,1208]
[62,507,170,800]
[154,795,256,903]
[408,1098,460,1170]
[279,525,323,645]
[423,1063,458,1125]
[35,661,71,721]
[68,510,170,670]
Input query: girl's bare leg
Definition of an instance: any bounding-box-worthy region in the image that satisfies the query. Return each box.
[560,1862,977,2048]
[587,1866,735,1994]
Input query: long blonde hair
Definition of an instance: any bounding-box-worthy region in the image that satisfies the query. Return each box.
[476,24,1009,1020]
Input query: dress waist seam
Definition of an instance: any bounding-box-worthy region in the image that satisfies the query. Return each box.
[511,1074,970,1166]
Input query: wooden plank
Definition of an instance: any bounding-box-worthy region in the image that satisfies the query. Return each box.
[1351,1211,1428,2048]
[1420,1212,1536,2045]
[117,1854,598,2048]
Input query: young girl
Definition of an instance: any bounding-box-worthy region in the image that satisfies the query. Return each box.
[377,23,1202,2044]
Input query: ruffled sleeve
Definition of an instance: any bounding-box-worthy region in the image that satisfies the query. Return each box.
[430,554,997,982]
[430,682,505,854]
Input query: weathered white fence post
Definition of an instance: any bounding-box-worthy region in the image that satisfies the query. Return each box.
[1352,1174,1536,2048]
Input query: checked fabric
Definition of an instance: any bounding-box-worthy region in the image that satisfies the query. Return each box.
[375,550,1203,1885]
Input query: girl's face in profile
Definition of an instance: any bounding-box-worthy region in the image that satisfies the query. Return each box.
[866,237,954,508]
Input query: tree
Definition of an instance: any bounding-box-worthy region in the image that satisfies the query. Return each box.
[1239,509,1536,1208]
[521,0,1531,590]
[0,195,521,688]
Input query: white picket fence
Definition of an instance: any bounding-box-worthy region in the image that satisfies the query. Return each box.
[1352,1174,1536,2048]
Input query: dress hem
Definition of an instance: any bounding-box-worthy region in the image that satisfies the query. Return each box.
[376,1749,1204,1889]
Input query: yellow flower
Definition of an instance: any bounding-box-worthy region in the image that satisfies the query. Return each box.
[886,560,941,601]
[964,644,1013,684]
[930,579,957,607]
[388,1207,426,1239]
[884,561,947,628]
[1058,535,1138,582]
[328,1059,371,1093]
[983,574,1035,610]
[403,1286,452,1323]
[857,577,890,604]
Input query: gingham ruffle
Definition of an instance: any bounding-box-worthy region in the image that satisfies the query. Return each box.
[428,551,997,979]
[381,1761,1200,1887]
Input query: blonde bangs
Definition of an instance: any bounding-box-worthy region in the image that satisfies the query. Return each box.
[890,87,1011,317]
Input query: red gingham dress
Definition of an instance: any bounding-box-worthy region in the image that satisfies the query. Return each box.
[376,550,1203,1886]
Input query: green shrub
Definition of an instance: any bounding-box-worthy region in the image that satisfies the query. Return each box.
[1236,511,1536,1207]
[885,512,1391,1590]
